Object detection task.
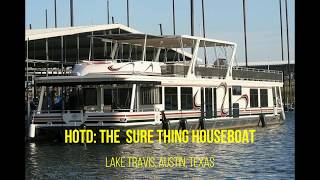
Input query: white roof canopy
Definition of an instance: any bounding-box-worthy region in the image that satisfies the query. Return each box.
[92,34,236,48]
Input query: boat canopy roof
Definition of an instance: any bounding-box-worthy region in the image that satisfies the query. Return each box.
[91,33,236,48]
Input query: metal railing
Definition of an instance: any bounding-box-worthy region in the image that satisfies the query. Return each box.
[232,66,283,74]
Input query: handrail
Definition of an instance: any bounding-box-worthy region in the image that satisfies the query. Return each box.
[232,66,283,74]
[34,108,159,114]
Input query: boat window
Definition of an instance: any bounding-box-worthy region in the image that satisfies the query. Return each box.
[249,89,258,107]
[84,88,97,106]
[102,88,132,111]
[165,87,178,110]
[116,88,132,110]
[103,89,112,105]
[65,87,82,110]
[260,89,268,107]
[181,87,193,110]
[232,86,242,95]
[140,87,162,105]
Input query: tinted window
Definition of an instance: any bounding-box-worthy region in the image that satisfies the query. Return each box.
[250,89,258,107]
[260,89,268,107]
[104,89,112,105]
[84,88,97,106]
[140,87,162,105]
[181,87,193,110]
[232,86,242,95]
[165,87,177,110]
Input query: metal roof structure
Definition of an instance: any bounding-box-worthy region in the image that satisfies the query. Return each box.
[25,23,195,79]
[25,24,141,41]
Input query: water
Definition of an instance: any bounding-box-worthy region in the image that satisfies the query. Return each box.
[25,112,294,179]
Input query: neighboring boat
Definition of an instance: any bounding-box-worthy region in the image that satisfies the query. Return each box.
[28,34,285,140]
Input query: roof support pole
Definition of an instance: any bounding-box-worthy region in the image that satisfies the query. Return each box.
[107,0,110,24]
[201,0,207,66]
[91,31,94,59]
[37,86,45,113]
[282,71,286,104]
[26,38,30,126]
[128,44,132,61]
[142,34,147,61]
[77,34,80,63]
[70,0,74,27]
[97,86,104,112]
[242,0,248,67]
[45,38,49,77]
[103,31,107,58]
[180,37,186,63]
[154,48,161,62]
[110,42,118,60]
[226,45,237,80]
[54,0,57,27]
[278,86,286,120]
[284,0,291,105]
[172,0,176,35]
[190,0,194,53]
[159,24,163,35]
[126,0,129,27]
[279,0,284,61]
[61,36,64,74]
[187,39,200,77]
[45,9,48,28]
[190,0,194,36]
[130,84,136,112]
[26,38,29,84]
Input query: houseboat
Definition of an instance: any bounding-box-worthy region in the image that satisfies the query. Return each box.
[28,34,285,140]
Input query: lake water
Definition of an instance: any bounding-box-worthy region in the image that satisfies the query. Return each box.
[25,112,294,179]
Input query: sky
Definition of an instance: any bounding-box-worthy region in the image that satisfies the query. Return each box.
[25,0,295,64]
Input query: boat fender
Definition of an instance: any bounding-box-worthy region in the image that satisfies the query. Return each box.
[198,117,205,129]
[162,120,170,130]
[28,124,36,138]
[258,114,266,127]
[179,119,187,130]
[80,123,86,129]
[161,110,170,130]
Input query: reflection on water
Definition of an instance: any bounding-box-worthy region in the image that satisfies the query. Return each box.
[25,112,294,179]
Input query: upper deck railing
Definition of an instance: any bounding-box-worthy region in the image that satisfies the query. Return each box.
[160,63,283,82]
